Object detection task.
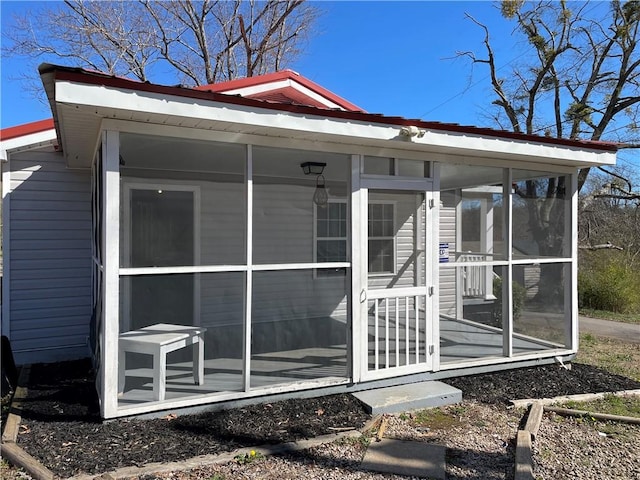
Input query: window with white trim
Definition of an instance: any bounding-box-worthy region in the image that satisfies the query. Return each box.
[368,203,395,274]
[315,201,347,276]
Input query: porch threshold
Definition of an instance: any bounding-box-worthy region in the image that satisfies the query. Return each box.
[352,381,462,415]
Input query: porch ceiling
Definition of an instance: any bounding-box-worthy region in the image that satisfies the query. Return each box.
[41,67,617,171]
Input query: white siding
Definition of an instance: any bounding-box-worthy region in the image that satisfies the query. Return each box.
[439,192,457,317]
[8,149,92,364]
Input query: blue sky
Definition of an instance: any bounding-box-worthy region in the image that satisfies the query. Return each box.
[1,1,518,128]
[0,0,637,171]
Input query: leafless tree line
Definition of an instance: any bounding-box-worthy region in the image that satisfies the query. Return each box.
[3,0,319,86]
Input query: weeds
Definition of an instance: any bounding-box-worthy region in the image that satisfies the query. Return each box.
[233,450,263,465]
[576,334,640,381]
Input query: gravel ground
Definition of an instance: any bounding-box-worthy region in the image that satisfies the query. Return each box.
[533,411,640,480]
[5,359,640,479]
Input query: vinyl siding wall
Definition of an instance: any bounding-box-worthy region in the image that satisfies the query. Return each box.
[8,148,92,364]
[439,192,458,317]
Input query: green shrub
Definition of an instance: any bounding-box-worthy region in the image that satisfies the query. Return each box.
[579,255,640,314]
[491,276,527,324]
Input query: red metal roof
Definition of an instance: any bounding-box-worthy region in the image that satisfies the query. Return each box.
[1,118,55,141]
[195,69,364,112]
[32,64,618,152]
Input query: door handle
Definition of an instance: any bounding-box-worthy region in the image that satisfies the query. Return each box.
[360,289,367,303]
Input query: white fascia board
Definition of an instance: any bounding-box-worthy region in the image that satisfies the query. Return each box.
[219,79,344,110]
[55,80,616,168]
[220,78,291,96]
[0,129,57,161]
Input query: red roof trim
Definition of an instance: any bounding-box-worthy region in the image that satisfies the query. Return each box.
[1,118,55,141]
[40,65,618,153]
[195,70,299,92]
[196,69,364,112]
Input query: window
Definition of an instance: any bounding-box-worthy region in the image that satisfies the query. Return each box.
[368,203,395,274]
[315,201,347,276]
[363,156,430,177]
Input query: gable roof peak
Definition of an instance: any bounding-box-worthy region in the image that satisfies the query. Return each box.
[195,70,364,112]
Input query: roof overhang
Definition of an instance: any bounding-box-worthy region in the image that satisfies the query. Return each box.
[39,64,617,170]
[0,119,57,162]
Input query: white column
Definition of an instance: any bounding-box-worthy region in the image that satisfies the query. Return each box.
[481,195,496,300]
[1,153,11,338]
[567,173,578,351]
[430,162,441,371]
[243,144,253,392]
[101,130,120,418]
[350,154,364,383]
[454,189,463,317]
[503,169,513,357]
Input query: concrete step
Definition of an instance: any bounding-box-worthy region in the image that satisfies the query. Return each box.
[353,381,462,415]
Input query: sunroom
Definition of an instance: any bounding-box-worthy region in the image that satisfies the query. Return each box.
[39,65,616,418]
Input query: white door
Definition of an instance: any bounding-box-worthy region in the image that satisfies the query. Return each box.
[359,187,436,381]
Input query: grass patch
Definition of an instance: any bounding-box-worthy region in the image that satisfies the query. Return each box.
[556,395,640,440]
[562,394,640,418]
[412,405,467,430]
[580,308,640,325]
[576,333,640,382]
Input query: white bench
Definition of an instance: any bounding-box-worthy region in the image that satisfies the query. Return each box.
[118,323,206,401]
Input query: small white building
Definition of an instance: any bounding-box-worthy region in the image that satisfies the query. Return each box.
[0,65,617,418]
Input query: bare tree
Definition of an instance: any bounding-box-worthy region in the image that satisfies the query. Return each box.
[459,0,640,302]
[460,1,639,188]
[580,167,640,260]
[3,0,319,87]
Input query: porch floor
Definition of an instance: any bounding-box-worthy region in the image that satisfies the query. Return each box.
[117,317,561,408]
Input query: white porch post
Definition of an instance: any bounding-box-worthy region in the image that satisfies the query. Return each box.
[567,173,578,351]
[1,153,11,338]
[454,190,463,317]
[480,195,496,300]
[101,130,120,418]
[243,145,253,392]
[350,154,363,383]
[503,169,513,357]
[430,162,441,371]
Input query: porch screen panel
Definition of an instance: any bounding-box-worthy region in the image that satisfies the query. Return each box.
[118,272,246,404]
[512,172,569,259]
[120,132,247,268]
[250,270,348,388]
[252,145,350,265]
[512,263,568,353]
[117,133,248,409]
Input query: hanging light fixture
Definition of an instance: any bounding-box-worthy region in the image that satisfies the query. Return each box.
[313,175,329,207]
[301,162,328,207]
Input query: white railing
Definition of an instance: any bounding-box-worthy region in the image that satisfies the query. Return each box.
[367,289,428,371]
[460,253,487,298]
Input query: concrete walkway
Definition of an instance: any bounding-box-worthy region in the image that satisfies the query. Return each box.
[578,315,640,344]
